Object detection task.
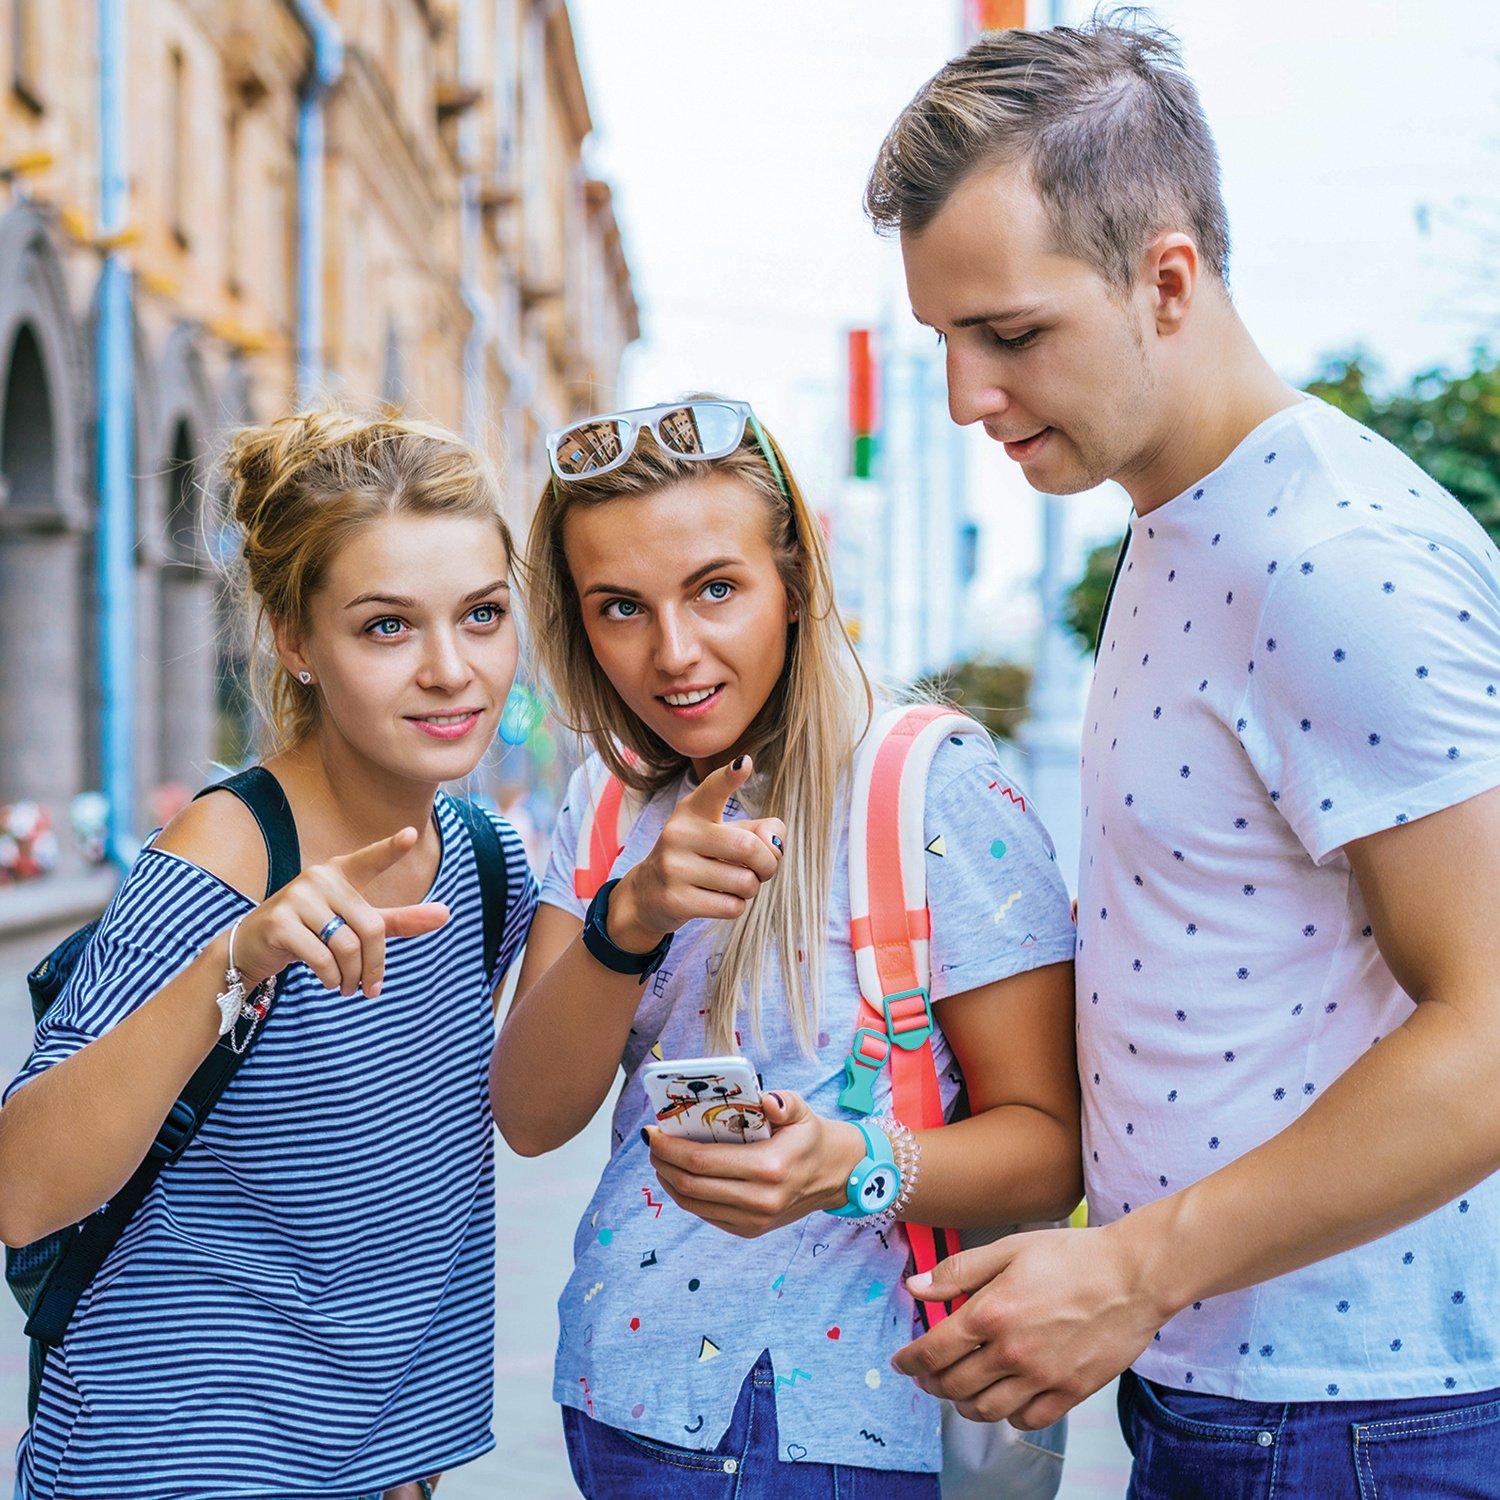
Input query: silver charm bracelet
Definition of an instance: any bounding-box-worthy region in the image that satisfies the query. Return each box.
[215,916,275,1055]
[855,1115,922,1231]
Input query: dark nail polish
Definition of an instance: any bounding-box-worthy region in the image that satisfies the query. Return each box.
[770,1093,784,1108]
[771,835,784,851]
[732,755,746,771]
[640,1127,651,1145]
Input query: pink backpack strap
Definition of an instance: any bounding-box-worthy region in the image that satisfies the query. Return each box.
[842,703,988,1325]
[572,756,643,903]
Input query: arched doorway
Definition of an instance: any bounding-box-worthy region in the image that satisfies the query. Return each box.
[214,355,255,767]
[138,326,222,810]
[0,207,91,895]
[0,323,86,822]
[156,417,216,792]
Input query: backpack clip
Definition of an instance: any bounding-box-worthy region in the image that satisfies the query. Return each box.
[882,986,934,1051]
[837,988,935,1115]
[839,1026,892,1115]
[148,1099,199,1164]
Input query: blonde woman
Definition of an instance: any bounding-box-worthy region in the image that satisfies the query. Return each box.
[492,398,1081,1495]
[0,410,537,1499]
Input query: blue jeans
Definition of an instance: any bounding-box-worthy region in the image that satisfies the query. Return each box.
[562,1351,939,1498]
[1119,1367,1500,1498]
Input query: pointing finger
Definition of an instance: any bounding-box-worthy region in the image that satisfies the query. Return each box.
[333,826,421,888]
[379,901,451,939]
[680,755,754,824]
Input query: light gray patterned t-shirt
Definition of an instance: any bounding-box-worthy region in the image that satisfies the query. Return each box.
[1079,395,1500,1401]
[538,728,1076,1472]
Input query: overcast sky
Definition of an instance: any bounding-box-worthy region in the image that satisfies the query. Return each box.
[568,0,1498,643]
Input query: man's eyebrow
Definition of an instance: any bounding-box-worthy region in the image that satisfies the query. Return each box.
[582,557,741,599]
[911,305,1046,329]
[953,304,1046,328]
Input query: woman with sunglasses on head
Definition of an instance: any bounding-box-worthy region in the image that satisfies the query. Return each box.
[0,409,538,1500]
[491,398,1081,1496]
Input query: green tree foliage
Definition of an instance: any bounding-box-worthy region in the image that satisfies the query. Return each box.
[1063,535,1125,654]
[918,656,1033,742]
[1061,349,1500,651]
[1305,350,1499,544]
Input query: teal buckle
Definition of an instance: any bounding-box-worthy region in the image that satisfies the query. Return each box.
[883,987,935,1051]
[839,1027,889,1116]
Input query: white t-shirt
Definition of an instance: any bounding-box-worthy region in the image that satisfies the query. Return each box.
[1078,395,1500,1400]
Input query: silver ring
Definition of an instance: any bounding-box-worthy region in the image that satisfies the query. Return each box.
[317,915,348,946]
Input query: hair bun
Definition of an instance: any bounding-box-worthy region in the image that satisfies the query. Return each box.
[225,407,369,534]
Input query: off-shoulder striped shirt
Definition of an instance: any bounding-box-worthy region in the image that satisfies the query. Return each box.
[6,795,536,1499]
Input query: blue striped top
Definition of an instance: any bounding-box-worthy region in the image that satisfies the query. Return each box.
[5,795,536,1499]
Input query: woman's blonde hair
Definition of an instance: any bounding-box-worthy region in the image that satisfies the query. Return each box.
[524,410,873,1054]
[222,405,514,754]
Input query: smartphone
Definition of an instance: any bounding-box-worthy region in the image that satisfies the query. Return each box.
[643,1055,772,1144]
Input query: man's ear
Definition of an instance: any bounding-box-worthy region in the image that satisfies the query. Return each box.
[1144,232,1200,336]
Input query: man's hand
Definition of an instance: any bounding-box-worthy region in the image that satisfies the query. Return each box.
[892,1223,1170,1430]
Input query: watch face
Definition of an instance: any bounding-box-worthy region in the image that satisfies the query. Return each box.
[856,1163,900,1213]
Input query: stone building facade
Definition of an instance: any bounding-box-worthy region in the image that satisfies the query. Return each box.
[0,0,638,945]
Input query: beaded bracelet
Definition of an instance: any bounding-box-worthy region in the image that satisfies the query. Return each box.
[854,1115,921,1231]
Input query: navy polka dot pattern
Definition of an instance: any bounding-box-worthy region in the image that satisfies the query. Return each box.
[1076,397,1500,1402]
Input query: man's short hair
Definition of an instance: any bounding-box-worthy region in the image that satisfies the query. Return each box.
[866,13,1230,290]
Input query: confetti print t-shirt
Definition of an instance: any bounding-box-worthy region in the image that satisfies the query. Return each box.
[538,728,1076,1473]
[1078,394,1500,1401]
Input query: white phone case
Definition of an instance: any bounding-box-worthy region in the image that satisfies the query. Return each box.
[643,1055,772,1144]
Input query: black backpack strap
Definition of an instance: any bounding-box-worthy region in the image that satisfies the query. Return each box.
[195,766,302,896]
[447,797,511,983]
[25,768,301,1348]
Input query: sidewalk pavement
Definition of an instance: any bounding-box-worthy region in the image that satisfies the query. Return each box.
[0,951,1132,1497]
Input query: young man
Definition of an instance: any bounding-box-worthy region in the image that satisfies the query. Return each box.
[870,20,1500,1495]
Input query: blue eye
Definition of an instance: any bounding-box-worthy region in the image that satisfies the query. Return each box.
[469,602,506,625]
[368,617,405,638]
[702,580,733,602]
[603,599,641,620]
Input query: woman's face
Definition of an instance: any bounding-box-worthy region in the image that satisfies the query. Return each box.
[288,513,518,785]
[562,474,794,778]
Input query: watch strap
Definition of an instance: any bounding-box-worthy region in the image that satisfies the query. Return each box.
[581,877,672,982]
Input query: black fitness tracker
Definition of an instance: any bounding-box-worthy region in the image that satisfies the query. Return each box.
[582,877,673,983]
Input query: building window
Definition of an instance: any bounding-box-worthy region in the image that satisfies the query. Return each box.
[11,0,43,111]
[168,46,189,247]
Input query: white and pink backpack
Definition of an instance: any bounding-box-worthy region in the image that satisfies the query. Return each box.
[573,703,987,1326]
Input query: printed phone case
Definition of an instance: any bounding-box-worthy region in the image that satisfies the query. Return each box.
[644,1062,771,1144]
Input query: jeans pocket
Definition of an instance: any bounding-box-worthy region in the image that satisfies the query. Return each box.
[1119,1371,1280,1500]
[1353,1392,1500,1500]
[563,1404,741,1499]
[614,1426,740,1472]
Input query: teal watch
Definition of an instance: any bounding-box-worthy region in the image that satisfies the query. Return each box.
[825,1119,902,1219]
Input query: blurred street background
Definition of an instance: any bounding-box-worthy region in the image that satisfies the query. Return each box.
[0,0,1495,1493]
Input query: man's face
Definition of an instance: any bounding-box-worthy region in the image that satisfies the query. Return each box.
[902,159,1159,496]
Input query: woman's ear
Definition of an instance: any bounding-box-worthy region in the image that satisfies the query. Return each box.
[272,617,312,685]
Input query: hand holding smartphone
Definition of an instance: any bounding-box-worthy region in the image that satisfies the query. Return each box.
[643,1055,771,1144]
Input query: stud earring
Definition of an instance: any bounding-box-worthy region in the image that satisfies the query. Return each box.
[297,670,313,686]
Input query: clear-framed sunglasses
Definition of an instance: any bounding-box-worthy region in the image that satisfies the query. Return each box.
[545,398,790,500]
